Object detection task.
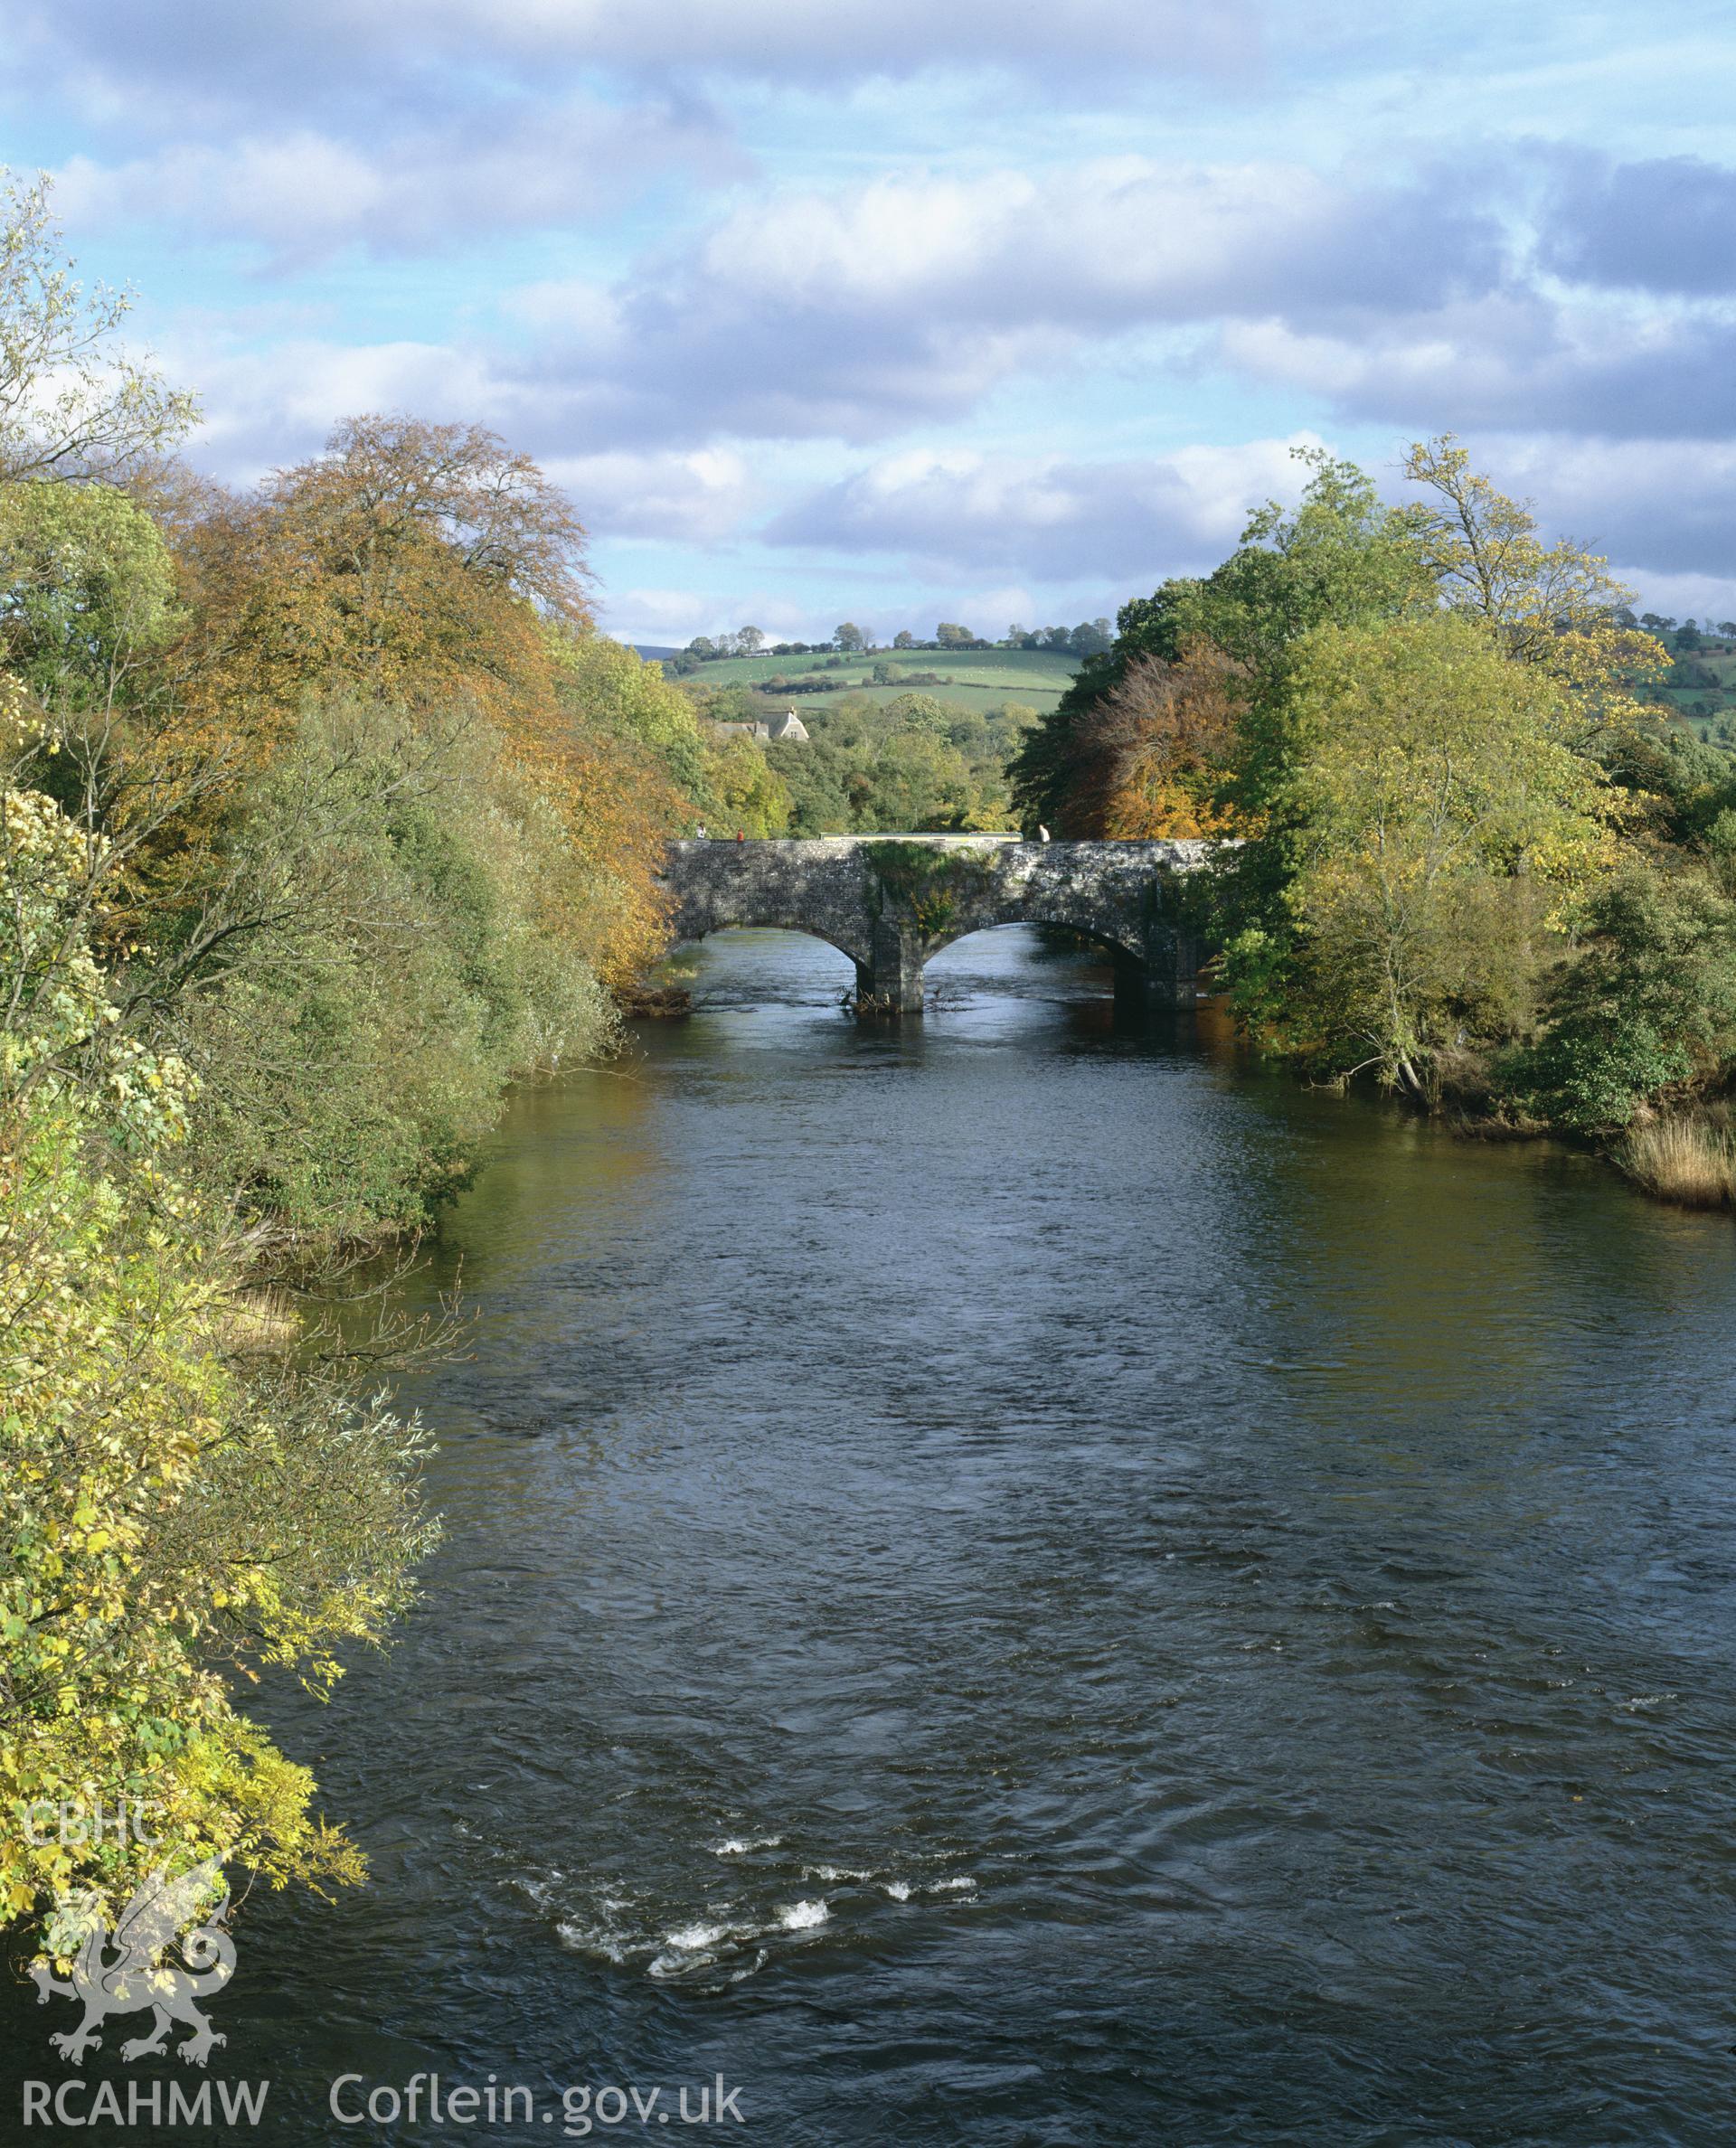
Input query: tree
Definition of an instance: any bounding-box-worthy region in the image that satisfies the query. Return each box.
[863,729,973,830]
[0,480,177,720]
[935,622,974,647]
[1402,437,1669,741]
[0,172,196,480]
[182,697,623,1234]
[1067,645,1246,838]
[736,625,765,655]
[1011,450,1432,834]
[1229,614,1613,1093]
[835,621,865,653]
[183,413,591,736]
[892,629,915,650]
[882,692,951,733]
[99,425,693,1208]
[686,636,717,661]
[703,732,790,837]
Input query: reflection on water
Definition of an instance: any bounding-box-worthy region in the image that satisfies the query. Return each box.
[8,927,1736,2145]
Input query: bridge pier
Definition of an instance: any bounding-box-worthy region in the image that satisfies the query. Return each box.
[1115,928,1204,1012]
[856,919,928,1014]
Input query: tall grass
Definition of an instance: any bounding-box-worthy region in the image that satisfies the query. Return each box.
[1618,1116,1736,1208]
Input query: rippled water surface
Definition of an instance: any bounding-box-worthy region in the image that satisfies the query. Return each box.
[11,927,1736,2144]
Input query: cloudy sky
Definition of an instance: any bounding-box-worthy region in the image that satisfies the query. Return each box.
[5,0,1734,643]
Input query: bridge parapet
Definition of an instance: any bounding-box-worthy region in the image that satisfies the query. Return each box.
[659,835,1212,1013]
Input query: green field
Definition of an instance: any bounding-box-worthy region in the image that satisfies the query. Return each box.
[1648,642,1736,738]
[674,645,1080,714]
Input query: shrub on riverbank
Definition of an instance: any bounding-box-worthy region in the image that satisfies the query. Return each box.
[1496,869,1736,1135]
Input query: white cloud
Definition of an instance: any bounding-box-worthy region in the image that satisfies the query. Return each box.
[176,336,514,476]
[765,438,1323,579]
[1219,293,1736,440]
[21,0,1736,630]
[53,98,741,266]
[5,0,1261,123]
[602,587,715,642]
[1467,434,1736,577]
[1615,570,1736,625]
[693,158,1499,329]
[543,448,760,542]
[461,159,1507,448]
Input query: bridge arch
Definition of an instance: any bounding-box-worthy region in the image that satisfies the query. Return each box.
[675,914,873,974]
[920,907,1148,973]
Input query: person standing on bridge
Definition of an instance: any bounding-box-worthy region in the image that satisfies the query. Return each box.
[736,830,745,844]
[695,823,707,839]
[1038,824,1052,843]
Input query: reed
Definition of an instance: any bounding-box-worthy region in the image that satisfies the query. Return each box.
[1618,1116,1736,1209]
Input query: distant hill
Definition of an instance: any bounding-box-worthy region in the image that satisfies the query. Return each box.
[631,644,681,661]
[676,645,1079,715]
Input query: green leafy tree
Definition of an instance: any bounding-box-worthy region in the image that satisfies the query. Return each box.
[863,729,974,829]
[180,698,620,1238]
[702,731,790,837]
[1228,614,1614,1094]
[882,691,951,733]
[1012,450,1431,834]
[0,479,177,716]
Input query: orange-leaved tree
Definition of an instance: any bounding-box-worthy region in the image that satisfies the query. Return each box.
[144,417,690,991]
[1068,643,1249,838]
[176,414,590,738]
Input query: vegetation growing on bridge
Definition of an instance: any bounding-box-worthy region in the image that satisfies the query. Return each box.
[865,840,998,938]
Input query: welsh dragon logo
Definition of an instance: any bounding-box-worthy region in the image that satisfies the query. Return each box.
[29,1861,235,2068]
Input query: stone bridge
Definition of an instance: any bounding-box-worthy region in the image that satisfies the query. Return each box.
[659,835,1212,1013]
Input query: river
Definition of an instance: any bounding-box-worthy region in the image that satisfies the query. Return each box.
[9,925,1736,2145]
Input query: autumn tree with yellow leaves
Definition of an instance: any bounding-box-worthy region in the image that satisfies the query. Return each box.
[1401,434,1669,740]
